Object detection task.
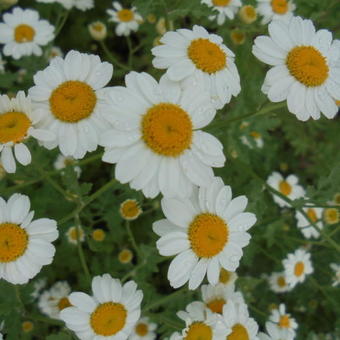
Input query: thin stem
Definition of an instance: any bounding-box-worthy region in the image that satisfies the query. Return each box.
[126,221,141,259]
[35,166,68,198]
[99,41,131,71]
[143,288,186,312]
[54,11,69,38]
[146,313,183,330]
[15,285,25,312]
[248,304,267,318]
[27,314,63,326]
[126,36,133,68]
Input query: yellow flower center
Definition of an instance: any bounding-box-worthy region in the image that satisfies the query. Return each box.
[49,81,97,123]
[141,103,193,157]
[277,276,286,287]
[189,213,228,258]
[58,297,72,311]
[117,9,134,22]
[22,321,34,333]
[0,223,28,263]
[279,315,291,328]
[90,302,127,336]
[93,23,104,32]
[307,208,318,222]
[279,180,292,196]
[118,249,133,263]
[324,208,339,224]
[219,268,231,284]
[120,199,141,220]
[188,38,227,74]
[230,30,246,45]
[212,0,231,6]
[92,229,106,242]
[136,322,149,336]
[271,0,288,14]
[250,131,261,139]
[294,261,305,277]
[286,46,329,87]
[14,24,35,43]
[69,227,83,241]
[227,324,249,340]
[0,111,31,144]
[185,322,212,340]
[207,298,225,314]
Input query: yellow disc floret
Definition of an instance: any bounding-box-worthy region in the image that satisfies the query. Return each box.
[14,24,35,43]
[279,315,291,328]
[185,322,212,340]
[0,111,31,144]
[306,208,318,223]
[277,276,286,287]
[286,46,329,87]
[49,81,97,123]
[294,261,305,277]
[135,322,148,336]
[0,223,28,263]
[142,103,193,157]
[188,38,227,74]
[90,302,127,336]
[120,199,142,220]
[117,9,134,22]
[271,0,289,14]
[212,0,231,6]
[188,213,228,258]
[58,297,72,311]
[279,180,292,196]
[227,324,250,340]
[207,298,225,314]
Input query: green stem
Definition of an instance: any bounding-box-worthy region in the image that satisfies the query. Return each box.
[54,11,70,38]
[146,313,183,330]
[126,36,133,68]
[15,285,25,312]
[126,221,141,259]
[99,41,131,71]
[27,314,63,326]
[35,166,68,198]
[143,288,186,312]
[248,304,267,318]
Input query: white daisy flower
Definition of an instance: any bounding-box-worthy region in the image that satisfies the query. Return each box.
[66,225,85,245]
[258,321,293,340]
[266,172,305,208]
[269,304,298,339]
[0,7,54,60]
[152,25,241,109]
[0,193,58,284]
[38,281,72,319]
[31,277,47,299]
[54,154,81,177]
[107,2,143,37]
[218,268,238,286]
[177,301,231,339]
[153,176,256,290]
[221,300,259,340]
[60,274,143,340]
[330,263,340,287]
[201,0,242,24]
[268,272,291,293]
[282,249,313,288]
[88,21,107,41]
[252,16,340,121]
[128,317,157,340]
[201,283,244,314]
[37,0,94,11]
[0,92,54,173]
[256,0,296,25]
[29,50,113,159]
[241,131,264,149]
[0,53,6,73]
[295,206,324,239]
[45,46,63,61]
[100,72,224,199]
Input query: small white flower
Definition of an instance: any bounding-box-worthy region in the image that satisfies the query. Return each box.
[241,131,264,149]
[253,16,340,121]
[268,272,291,293]
[0,92,55,173]
[128,317,157,340]
[88,21,107,41]
[31,278,47,299]
[201,0,242,25]
[0,193,59,284]
[330,263,340,287]
[66,225,85,245]
[282,249,313,288]
[107,2,143,36]
[269,304,298,339]
[54,154,81,177]
[258,321,294,340]
[295,206,324,239]
[266,172,305,208]
[45,46,63,61]
[38,281,72,319]
[0,7,54,59]
[152,25,241,109]
[153,176,256,290]
[60,274,143,340]
[256,0,296,25]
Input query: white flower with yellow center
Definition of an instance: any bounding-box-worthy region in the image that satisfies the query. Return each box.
[152,25,241,109]
[253,16,340,121]
[221,300,259,340]
[60,274,143,340]
[295,206,324,239]
[268,272,291,293]
[330,263,340,287]
[45,46,63,61]
[120,199,142,221]
[29,50,113,159]
[37,0,94,11]
[66,225,85,245]
[38,281,72,319]
[201,0,242,24]
[282,249,313,288]
[88,21,107,41]
[0,193,58,284]
[256,0,295,25]
[258,321,292,340]
[241,131,264,149]
[129,317,157,340]
[177,301,231,339]
[0,92,54,173]
[54,154,81,177]
[0,7,54,60]
[153,176,256,289]
[107,2,143,36]
[266,172,305,208]
[269,304,297,339]
[100,72,224,199]
[201,283,244,315]
[218,268,237,286]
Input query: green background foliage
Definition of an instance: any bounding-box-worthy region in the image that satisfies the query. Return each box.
[0,0,339,339]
